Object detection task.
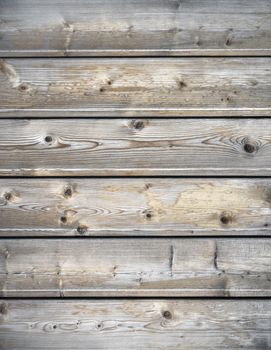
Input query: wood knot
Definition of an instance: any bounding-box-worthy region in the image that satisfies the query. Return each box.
[131,120,145,130]
[244,142,256,154]
[4,192,12,201]
[77,225,88,235]
[162,310,172,319]
[44,135,53,143]
[60,216,67,224]
[64,186,73,198]
[220,213,232,225]
[144,183,152,190]
[225,38,231,46]
[96,322,103,330]
[18,83,28,92]
[178,80,187,89]
[143,209,153,220]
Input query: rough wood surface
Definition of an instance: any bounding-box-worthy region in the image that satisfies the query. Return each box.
[1,178,271,237]
[2,118,271,176]
[0,238,271,297]
[1,0,271,57]
[0,299,271,349]
[0,58,270,117]
[1,2,271,342]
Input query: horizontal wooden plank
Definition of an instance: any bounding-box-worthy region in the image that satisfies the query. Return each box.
[1,300,271,350]
[0,58,270,117]
[0,238,271,297]
[1,179,271,237]
[1,118,271,176]
[1,0,271,57]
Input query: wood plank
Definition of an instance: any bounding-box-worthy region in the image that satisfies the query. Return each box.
[0,58,270,117]
[0,238,271,297]
[1,118,271,176]
[1,0,271,57]
[1,300,271,349]
[1,178,271,237]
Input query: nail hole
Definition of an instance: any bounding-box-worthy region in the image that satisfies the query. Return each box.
[100,87,105,93]
[244,143,255,154]
[77,225,88,235]
[45,136,53,143]
[162,310,172,319]
[53,325,57,329]
[60,216,67,224]
[107,80,112,85]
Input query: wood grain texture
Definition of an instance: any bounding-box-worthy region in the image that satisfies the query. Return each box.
[1,299,271,349]
[1,0,271,57]
[0,238,271,297]
[1,178,271,237]
[1,118,271,176]
[0,58,270,117]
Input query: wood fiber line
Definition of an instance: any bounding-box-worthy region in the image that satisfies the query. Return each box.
[1,0,271,57]
[0,119,271,176]
[0,299,271,349]
[0,238,271,297]
[1,178,271,236]
[0,58,270,117]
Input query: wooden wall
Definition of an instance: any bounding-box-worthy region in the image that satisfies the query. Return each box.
[0,1,271,349]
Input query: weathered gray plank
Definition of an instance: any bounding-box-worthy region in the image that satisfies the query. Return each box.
[0,238,271,297]
[0,58,270,117]
[1,299,270,349]
[1,178,271,237]
[1,0,271,57]
[1,119,271,176]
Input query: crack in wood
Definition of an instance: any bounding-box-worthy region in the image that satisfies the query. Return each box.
[214,241,218,270]
[169,245,174,275]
